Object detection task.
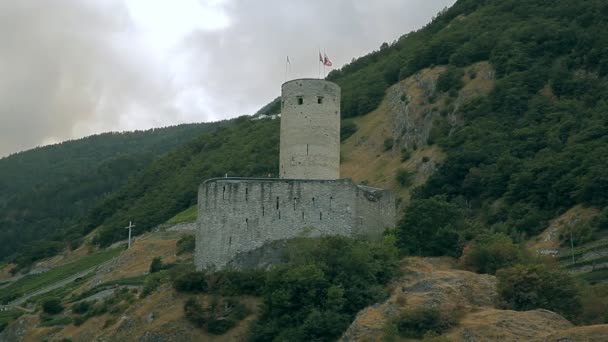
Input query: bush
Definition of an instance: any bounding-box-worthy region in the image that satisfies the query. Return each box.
[396,307,457,339]
[464,233,523,274]
[248,236,399,342]
[184,296,248,335]
[396,197,470,257]
[395,169,415,187]
[340,121,358,142]
[173,271,208,293]
[497,264,581,320]
[384,138,395,151]
[401,149,412,162]
[149,257,163,273]
[141,274,162,297]
[177,235,196,255]
[42,297,64,315]
[559,220,596,247]
[437,67,464,93]
[580,284,608,325]
[71,301,92,314]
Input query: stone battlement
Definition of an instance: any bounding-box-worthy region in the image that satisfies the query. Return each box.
[195,178,395,270]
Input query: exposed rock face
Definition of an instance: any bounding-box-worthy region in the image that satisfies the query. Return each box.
[340,257,604,342]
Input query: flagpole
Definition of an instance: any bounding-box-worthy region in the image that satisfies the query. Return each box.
[318,49,321,79]
[285,56,288,82]
[323,49,326,78]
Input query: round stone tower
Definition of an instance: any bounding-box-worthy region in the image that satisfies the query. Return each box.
[280,79,341,179]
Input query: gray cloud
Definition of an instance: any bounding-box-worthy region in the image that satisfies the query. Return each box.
[0,0,454,157]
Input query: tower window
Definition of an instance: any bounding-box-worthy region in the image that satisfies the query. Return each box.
[297,97,303,105]
[317,96,323,104]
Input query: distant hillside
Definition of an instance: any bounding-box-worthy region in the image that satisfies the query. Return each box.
[78,0,607,254]
[0,122,223,265]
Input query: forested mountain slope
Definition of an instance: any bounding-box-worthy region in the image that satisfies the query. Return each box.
[3,0,608,274]
[0,122,222,264]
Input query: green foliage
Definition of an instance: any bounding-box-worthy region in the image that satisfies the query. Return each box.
[248,236,399,342]
[396,197,470,257]
[0,310,22,333]
[400,149,412,162]
[0,248,120,304]
[166,206,197,225]
[396,307,457,339]
[559,220,596,247]
[437,67,464,93]
[141,274,162,298]
[411,0,608,241]
[177,235,196,255]
[184,297,248,335]
[173,271,208,293]
[39,314,72,327]
[580,284,608,325]
[383,138,394,151]
[464,233,524,274]
[395,169,415,187]
[340,120,358,142]
[149,257,163,273]
[71,301,93,314]
[497,264,581,320]
[89,118,279,247]
[42,297,64,315]
[0,122,221,264]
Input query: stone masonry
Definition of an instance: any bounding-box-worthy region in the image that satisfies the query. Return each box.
[195,79,395,270]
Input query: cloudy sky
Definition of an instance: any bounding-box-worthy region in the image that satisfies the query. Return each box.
[0,0,455,157]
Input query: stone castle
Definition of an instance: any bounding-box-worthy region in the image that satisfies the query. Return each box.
[195,79,395,270]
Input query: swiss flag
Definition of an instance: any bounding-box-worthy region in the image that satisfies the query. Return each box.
[323,53,333,67]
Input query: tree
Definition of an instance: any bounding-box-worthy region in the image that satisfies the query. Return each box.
[396,197,469,257]
[497,264,581,320]
[42,297,64,315]
[463,233,523,274]
[149,257,163,273]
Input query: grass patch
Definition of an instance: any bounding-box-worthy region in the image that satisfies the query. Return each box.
[565,256,608,269]
[0,310,23,332]
[68,275,147,303]
[558,240,608,261]
[578,269,608,284]
[26,273,92,305]
[0,248,121,304]
[166,205,197,225]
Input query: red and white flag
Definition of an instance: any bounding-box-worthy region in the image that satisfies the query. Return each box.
[323,53,333,67]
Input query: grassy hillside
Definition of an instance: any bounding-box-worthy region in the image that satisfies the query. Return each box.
[64,0,607,252]
[82,117,279,247]
[0,122,222,266]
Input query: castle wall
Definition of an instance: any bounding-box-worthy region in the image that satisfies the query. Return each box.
[354,186,397,237]
[195,178,392,270]
[280,79,341,180]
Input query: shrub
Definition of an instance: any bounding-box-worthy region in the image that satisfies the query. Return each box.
[141,274,162,297]
[173,271,208,293]
[184,296,248,335]
[396,307,457,339]
[149,257,163,273]
[401,149,412,162]
[384,138,395,151]
[437,67,464,93]
[396,197,469,257]
[497,264,581,320]
[42,297,64,315]
[340,121,358,142]
[177,235,196,255]
[464,233,523,274]
[71,301,92,314]
[395,169,415,187]
[559,220,596,247]
[580,284,608,325]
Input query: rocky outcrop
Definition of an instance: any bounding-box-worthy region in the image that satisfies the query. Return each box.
[340,257,600,342]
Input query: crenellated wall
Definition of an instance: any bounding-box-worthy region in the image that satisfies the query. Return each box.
[195,178,395,270]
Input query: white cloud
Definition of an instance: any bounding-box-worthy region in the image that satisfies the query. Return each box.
[0,0,455,157]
